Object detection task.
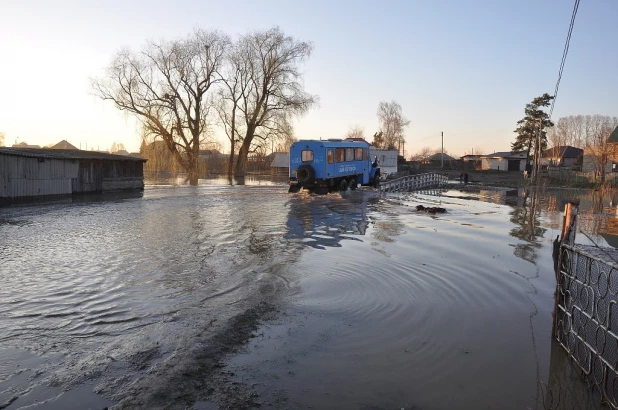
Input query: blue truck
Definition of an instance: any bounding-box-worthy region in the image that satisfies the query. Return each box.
[288,139,381,194]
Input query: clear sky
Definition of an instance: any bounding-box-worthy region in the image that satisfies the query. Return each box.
[1,0,616,157]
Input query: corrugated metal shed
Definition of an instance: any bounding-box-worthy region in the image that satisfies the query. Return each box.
[0,147,145,161]
[0,148,146,204]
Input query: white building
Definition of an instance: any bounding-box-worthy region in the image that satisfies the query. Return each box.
[369,149,398,177]
[480,151,528,172]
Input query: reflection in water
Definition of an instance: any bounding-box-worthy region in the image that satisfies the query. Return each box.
[509,188,546,264]
[541,340,605,410]
[285,191,373,249]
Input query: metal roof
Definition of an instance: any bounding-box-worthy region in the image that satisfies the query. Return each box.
[270,153,289,168]
[542,146,583,158]
[0,147,146,162]
[484,151,527,159]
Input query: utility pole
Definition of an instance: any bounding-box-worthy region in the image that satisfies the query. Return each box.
[533,118,542,185]
[441,131,444,168]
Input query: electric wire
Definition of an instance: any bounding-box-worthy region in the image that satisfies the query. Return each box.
[549,0,581,119]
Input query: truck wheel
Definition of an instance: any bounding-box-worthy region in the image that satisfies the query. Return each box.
[315,187,328,195]
[349,178,357,190]
[339,179,348,192]
[296,165,315,184]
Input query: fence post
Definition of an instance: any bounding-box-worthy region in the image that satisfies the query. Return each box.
[552,202,579,338]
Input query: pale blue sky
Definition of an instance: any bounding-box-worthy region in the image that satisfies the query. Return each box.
[1,0,616,157]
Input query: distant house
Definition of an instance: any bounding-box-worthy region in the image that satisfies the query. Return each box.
[269,152,289,175]
[542,146,583,168]
[460,154,483,170]
[198,149,228,174]
[12,142,41,149]
[480,151,527,171]
[51,140,78,150]
[582,125,618,175]
[427,152,455,166]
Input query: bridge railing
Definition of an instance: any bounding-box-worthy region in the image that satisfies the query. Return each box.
[379,172,448,193]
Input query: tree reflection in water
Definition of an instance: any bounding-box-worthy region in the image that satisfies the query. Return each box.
[509,187,546,264]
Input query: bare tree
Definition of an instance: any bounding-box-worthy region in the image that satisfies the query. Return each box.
[345,126,364,140]
[548,115,588,150]
[274,134,297,153]
[377,101,409,153]
[92,30,229,185]
[230,27,316,178]
[110,141,126,153]
[410,146,433,163]
[584,115,618,183]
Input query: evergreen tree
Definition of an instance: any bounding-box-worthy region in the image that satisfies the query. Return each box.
[512,93,555,165]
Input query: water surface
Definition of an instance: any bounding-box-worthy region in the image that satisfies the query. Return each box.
[1,181,616,409]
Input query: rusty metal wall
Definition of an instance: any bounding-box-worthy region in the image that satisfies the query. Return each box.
[555,244,618,408]
[0,154,77,198]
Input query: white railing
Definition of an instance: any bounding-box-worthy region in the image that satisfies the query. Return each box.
[379,172,448,193]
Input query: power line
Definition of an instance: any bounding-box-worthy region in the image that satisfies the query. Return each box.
[549,0,581,119]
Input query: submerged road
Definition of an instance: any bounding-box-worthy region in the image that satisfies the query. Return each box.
[0,183,607,409]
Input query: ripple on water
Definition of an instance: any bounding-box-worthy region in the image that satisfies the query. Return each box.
[289,198,538,388]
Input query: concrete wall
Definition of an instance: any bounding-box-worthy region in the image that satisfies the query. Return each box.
[482,158,525,171]
[482,158,508,171]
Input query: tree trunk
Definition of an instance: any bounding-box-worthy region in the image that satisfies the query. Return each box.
[185,149,200,186]
[235,141,249,178]
[235,126,256,178]
[227,141,235,179]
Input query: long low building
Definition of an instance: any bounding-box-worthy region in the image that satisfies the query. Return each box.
[0,147,146,204]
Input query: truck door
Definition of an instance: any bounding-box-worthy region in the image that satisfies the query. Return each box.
[326,149,335,180]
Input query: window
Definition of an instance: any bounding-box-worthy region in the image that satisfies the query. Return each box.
[328,150,334,164]
[301,150,314,162]
[363,149,368,160]
[346,148,355,162]
[336,148,345,162]
[355,148,364,161]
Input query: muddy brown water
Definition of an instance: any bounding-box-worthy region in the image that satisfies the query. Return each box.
[1,177,617,409]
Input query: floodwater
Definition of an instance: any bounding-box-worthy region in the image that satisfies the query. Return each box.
[1,177,617,409]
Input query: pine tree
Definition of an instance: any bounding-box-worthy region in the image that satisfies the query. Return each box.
[512,93,555,166]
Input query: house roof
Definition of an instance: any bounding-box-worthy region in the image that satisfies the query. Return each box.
[270,152,289,168]
[541,146,583,158]
[199,149,227,159]
[0,147,146,162]
[609,125,618,143]
[427,153,455,161]
[484,151,527,159]
[51,140,78,150]
[12,142,41,148]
